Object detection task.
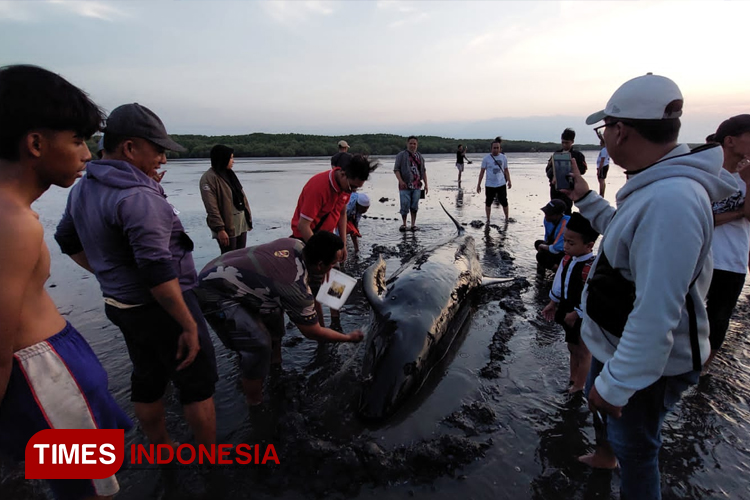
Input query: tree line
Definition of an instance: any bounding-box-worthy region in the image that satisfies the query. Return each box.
[88,132,599,158]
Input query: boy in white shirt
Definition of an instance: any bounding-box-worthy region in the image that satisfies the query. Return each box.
[541,212,598,393]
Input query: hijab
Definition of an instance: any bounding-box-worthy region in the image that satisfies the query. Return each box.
[210,145,247,214]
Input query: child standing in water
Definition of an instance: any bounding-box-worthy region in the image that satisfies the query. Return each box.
[541,212,598,393]
[541,212,616,468]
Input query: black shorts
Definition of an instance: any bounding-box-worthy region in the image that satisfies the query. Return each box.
[105,289,218,405]
[706,269,746,350]
[485,185,508,207]
[562,319,583,345]
[534,243,564,270]
[597,164,609,180]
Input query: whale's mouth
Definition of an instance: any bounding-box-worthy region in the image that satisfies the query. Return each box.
[357,372,412,421]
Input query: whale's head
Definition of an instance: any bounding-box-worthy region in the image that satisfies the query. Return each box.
[358,313,423,420]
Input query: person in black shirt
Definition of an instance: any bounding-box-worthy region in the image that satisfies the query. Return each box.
[331,140,353,170]
[546,128,587,214]
[455,144,472,184]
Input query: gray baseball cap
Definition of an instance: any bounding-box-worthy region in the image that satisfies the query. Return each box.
[103,103,186,152]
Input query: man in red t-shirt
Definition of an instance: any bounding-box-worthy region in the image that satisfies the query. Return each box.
[291,154,377,330]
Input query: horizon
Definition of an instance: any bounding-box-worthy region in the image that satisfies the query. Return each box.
[2,1,748,143]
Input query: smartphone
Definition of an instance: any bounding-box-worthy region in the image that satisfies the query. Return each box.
[552,152,573,190]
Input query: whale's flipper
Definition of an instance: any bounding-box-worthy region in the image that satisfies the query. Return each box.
[363,256,387,315]
[481,276,515,286]
[439,202,464,235]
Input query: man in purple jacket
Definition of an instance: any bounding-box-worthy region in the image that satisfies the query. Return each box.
[55,103,217,452]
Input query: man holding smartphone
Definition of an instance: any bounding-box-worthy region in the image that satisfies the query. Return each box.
[563,74,736,499]
[546,128,587,214]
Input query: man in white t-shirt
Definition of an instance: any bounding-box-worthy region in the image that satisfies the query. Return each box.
[476,137,512,225]
[596,135,610,197]
[705,114,750,366]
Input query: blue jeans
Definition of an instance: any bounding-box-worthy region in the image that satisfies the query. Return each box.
[399,188,421,216]
[586,358,699,500]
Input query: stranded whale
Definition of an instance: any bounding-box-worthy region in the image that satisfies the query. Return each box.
[358,203,511,420]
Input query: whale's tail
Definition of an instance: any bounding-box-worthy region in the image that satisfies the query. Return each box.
[439,202,464,235]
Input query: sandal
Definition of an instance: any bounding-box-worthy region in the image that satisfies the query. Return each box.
[399,225,407,232]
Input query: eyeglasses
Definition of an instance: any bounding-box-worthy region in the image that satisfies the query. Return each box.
[340,174,361,193]
[341,175,351,192]
[593,120,632,135]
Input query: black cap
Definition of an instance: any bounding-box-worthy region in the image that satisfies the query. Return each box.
[715,114,750,145]
[541,199,567,216]
[104,103,186,152]
[566,212,599,241]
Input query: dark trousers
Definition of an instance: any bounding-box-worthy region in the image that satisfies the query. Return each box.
[105,289,218,404]
[218,231,248,254]
[586,358,698,500]
[534,240,564,270]
[706,269,746,350]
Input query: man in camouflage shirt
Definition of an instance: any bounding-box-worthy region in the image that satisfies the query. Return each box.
[195,231,363,405]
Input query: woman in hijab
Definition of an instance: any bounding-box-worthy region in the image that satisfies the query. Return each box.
[199,145,252,253]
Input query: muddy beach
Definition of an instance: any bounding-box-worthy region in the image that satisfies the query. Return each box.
[2,152,749,500]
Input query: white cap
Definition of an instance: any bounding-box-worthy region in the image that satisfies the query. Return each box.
[585,73,683,125]
[338,140,350,148]
[356,193,370,207]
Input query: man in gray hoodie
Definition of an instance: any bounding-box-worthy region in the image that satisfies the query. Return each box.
[55,103,218,453]
[564,74,736,499]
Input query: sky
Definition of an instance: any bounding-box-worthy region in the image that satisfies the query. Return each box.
[1,0,748,143]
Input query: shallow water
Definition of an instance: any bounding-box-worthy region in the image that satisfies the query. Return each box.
[3,152,750,499]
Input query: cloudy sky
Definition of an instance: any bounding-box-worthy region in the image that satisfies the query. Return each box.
[1,0,748,143]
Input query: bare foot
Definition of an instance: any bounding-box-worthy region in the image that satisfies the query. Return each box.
[568,385,584,394]
[578,451,618,469]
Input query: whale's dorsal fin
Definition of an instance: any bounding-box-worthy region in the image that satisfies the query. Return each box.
[363,256,387,314]
[481,276,515,286]
[439,202,464,235]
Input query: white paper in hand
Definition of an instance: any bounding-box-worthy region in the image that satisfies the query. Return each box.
[315,269,357,310]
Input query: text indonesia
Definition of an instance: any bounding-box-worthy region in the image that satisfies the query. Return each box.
[25,429,278,479]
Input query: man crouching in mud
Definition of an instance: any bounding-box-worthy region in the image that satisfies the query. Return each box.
[563,73,736,499]
[195,231,364,406]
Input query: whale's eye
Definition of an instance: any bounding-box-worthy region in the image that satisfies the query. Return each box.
[403,362,417,376]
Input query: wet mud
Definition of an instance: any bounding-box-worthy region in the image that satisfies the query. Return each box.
[3,154,750,500]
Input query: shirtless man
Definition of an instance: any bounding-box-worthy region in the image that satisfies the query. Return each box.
[0,65,130,499]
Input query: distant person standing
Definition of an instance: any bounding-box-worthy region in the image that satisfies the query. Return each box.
[331,140,352,170]
[546,128,587,214]
[455,144,472,184]
[595,134,610,197]
[477,137,511,224]
[394,136,428,232]
[705,115,750,367]
[200,145,253,254]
